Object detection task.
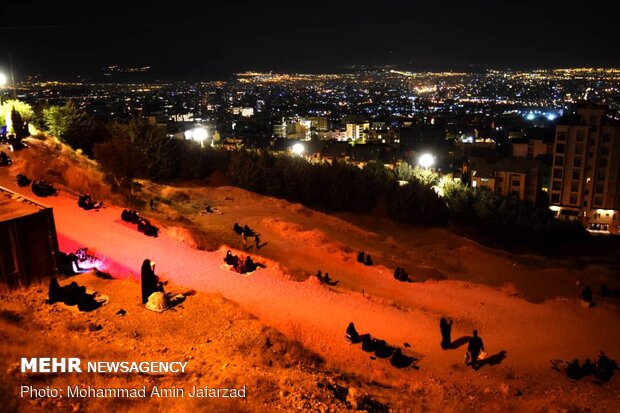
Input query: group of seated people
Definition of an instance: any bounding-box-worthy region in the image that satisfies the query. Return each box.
[48,278,102,312]
[31,178,57,197]
[233,223,255,237]
[345,322,415,368]
[78,193,103,210]
[16,173,31,187]
[315,270,338,286]
[564,352,617,382]
[0,151,11,166]
[224,250,258,274]
[121,209,159,237]
[394,267,411,282]
[357,251,373,266]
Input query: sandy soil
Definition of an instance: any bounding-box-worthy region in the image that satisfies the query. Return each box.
[1,144,620,412]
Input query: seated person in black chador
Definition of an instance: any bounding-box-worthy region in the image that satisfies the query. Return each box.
[582,285,593,303]
[245,256,256,272]
[595,352,618,382]
[365,254,373,266]
[391,348,415,368]
[16,173,31,187]
[345,322,359,343]
[243,225,254,237]
[224,250,238,266]
[233,223,243,235]
[0,151,10,166]
[78,193,102,210]
[357,251,365,263]
[48,278,64,304]
[566,359,582,380]
[141,259,164,304]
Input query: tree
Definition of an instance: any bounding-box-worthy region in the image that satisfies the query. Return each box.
[126,116,180,180]
[411,166,439,187]
[395,162,414,182]
[0,100,35,126]
[43,101,82,140]
[10,107,29,139]
[93,136,146,204]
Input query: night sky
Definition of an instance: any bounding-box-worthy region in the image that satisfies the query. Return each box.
[1,0,619,81]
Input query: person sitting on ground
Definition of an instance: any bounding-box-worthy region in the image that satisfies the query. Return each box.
[581,284,593,308]
[224,250,236,266]
[141,259,164,304]
[16,173,31,187]
[345,322,359,343]
[566,359,582,380]
[595,351,617,382]
[365,254,373,266]
[323,272,331,284]
[245,256,256,272]
[394,267,402,280]
[233,223,243,235]
[255,234,261,249]
[48,278,64,304]
[357,251,365,263]
[243,224,254,237]
[581,358,596,376]
[0,151,10,166]
[391,348,415,368]
[78,193,102,210]
[235,258,246,274]
[400,268,410,282]
[316,270,323,282]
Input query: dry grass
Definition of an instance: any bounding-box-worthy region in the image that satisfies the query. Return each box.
[11,137,120,204]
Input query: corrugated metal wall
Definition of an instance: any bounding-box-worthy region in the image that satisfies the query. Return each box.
[0,209,59,289]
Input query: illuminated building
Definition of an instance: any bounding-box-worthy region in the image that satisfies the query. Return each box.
[345,122,369,141]
[551,107,620,233]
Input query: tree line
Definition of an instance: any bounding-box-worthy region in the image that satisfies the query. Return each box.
[3,99,588,250]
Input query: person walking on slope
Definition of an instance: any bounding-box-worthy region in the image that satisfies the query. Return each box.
[466,329,485,370]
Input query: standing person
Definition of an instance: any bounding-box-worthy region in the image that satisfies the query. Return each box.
[255,234,261,249]
[466,330,485,370]
[440,317,453,349]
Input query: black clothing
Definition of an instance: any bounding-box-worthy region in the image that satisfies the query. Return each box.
[467,335,484,368]
[566,359,582,380]
[141,259,163,304]
[440,318,453,349]
[582,285,593,302]
[365,255,373,266]
[345,322,359,343]
[357,251,365,263]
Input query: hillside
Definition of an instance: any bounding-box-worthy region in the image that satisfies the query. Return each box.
[1,138,619,412]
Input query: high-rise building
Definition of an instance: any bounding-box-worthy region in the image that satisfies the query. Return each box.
[550,107,620,233]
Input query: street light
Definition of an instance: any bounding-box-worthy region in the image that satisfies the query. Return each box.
[192,127,208,147]
[292,142,304,156]
[418,153,434,169]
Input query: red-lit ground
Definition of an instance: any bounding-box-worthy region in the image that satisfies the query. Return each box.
[1,144,619,411]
